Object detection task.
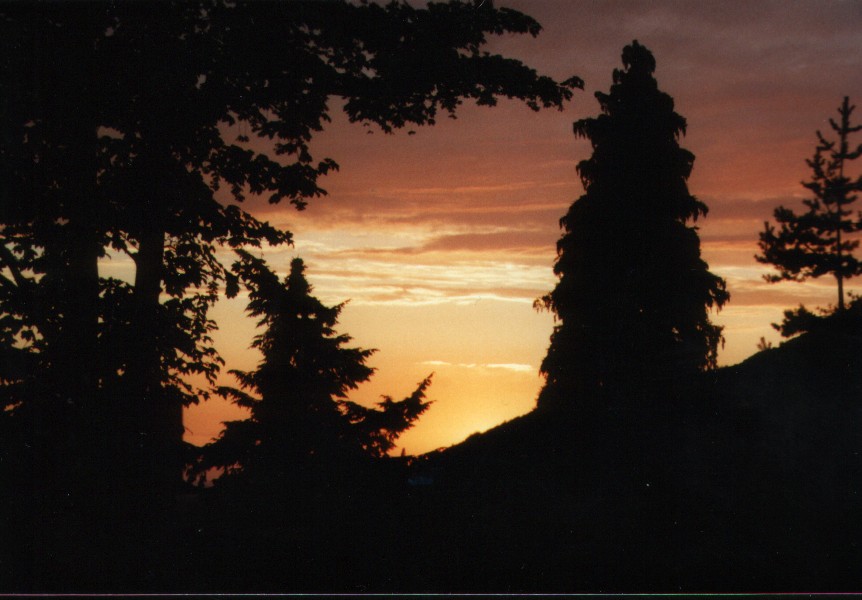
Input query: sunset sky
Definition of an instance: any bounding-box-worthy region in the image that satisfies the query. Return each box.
[183,0,862,455]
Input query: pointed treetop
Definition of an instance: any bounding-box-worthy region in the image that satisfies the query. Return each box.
[289,257,305,277]
[621,40,656,75]
[287,257,311,297]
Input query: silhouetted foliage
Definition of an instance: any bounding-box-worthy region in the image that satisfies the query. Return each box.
[194,253,431,487]
[774,304,828,338]
[758,97,862,313]
[756,336,774,351]
[536,41,728,408]
[0,1,580,494]
[772,295,862,339]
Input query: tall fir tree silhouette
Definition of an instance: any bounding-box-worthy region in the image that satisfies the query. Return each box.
[537,41,729,408]
[196,252,431,488]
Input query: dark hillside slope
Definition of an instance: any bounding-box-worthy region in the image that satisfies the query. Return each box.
[14,331,857,592]
[407,331,862,591]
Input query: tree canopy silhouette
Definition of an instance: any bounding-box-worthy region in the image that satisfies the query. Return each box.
[195,253,431,488]
[536,41,729,408]
[0,1,581,494]
[757,97,862,335]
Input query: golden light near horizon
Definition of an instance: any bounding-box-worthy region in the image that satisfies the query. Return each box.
[185,1,862,456]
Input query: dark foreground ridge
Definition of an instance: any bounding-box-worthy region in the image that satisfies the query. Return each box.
[411,329,862,591]
[5,329,861,592]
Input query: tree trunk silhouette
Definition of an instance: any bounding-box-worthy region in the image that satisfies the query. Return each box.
[58,129,102,487]
[123,148,184,494]
[837,229,844,311]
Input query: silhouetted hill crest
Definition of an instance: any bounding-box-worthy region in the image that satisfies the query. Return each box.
[431,329,862,464]
[403,330,862,589]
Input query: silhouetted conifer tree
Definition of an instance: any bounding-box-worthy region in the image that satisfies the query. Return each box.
[536,41,728,408]
[195,252,431,488]
[0,1,580,494]
[757,97,862,321]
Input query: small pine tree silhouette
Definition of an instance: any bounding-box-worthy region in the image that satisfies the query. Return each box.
[196,251,431,487]
[758,97,862,315]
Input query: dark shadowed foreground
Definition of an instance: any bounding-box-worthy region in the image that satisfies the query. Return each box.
[3,328,860,592]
